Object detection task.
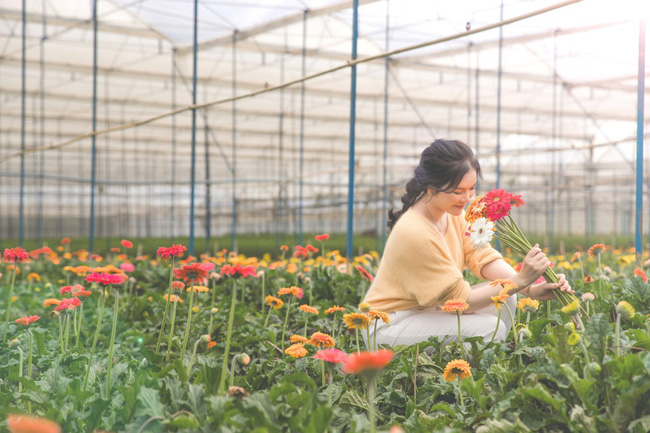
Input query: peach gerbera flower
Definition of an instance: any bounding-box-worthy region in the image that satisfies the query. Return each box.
[443,359,472,381]
[277,286,304,299]
[299,304,319,315]
[284,343,308,358]
[490,287,510,311]
[324,305,345,314]
[441,299,470,313]
[588,243,605,257]
[368,310,391,324]
[308,331,335,348]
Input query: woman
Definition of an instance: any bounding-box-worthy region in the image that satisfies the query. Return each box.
[363,139,572,346]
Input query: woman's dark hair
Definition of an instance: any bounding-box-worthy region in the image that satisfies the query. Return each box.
[387,139,481,232]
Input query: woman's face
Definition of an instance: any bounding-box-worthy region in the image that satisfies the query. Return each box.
[429,169,477,217]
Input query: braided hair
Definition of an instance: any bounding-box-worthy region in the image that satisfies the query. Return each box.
[387,139,481,232]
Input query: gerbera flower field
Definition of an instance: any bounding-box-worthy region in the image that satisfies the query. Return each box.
[1,238,650,432]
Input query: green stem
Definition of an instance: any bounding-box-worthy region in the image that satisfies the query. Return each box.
[219,279,238,395]
[2,267,18,343]
[186,338,201,377]
[457,376,465,411]
[58,314,64,355]
[373,320,378,351]
[83,289,106,393]
[165,297,180,362]
[180,282,196,361]
[615,314,621,357]
[76,302,84,348]
[505,304,518,346]
[355,328,361,354]
[280,297,292,356]
[580,339,591,379]
[106,287,119,399]
[264,306,273,327]
[489,307,502,344]
[156,257,175,354]
[526,311,531,324]
[261,273,265,310]
[230,354,239,388]
[327,364,333,406]
[27,330,33,413]
[456,311,465,359]
[17,346,23,394]
[72,307,79,348]
[64,313,71,352]
[367,375,377,433]
[366,323,371,351]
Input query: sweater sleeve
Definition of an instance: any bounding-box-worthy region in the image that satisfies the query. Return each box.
[460,217,503,278]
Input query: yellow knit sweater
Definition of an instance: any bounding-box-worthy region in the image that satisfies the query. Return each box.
[363,208,502,312]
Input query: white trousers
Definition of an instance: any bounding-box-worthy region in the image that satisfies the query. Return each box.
[370,295,517,347]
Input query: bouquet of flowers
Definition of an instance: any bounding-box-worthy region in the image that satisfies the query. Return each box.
[465,188,577,308]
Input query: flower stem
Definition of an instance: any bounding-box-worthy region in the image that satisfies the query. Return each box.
[17,345,23,394]
[456,311,465,359]
[615,313,621,357]
[457,376,465,411]
[355,329,361,354]
[76,302,84,348]
[230,354,239,388]
[27,330,33,413]
[489,307,502,344]
[180,282,196,361]
[165,297,179,362]
[219,279,238,395]
[263,306,273,327]
[156,257,175,354]
[280,297,292,356]
[106,287,119,399]
[83,289,106,394]
[326,364,333,406]
[186,338,201,377]
[2,266,18,343]
[367,375,378,433]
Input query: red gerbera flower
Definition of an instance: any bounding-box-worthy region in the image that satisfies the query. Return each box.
[343,349,393,374]
[483,188,513,221]
[220,263,257,279]
[15,315,40,326]
[157,244,187,259]
[174,263,210,284]
[7,414,61,433]
[634,268,648,283]
[3,247,29,263]
[588,243,606,257]
[60,237,71,245]
[85,272,126,286]
[294,245,309,259]
[120,239,133,249]
[315,234,330,241]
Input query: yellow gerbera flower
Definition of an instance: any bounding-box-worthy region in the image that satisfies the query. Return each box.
[443,359,472,382]
[343,313,370,330]
[517,297,540,313]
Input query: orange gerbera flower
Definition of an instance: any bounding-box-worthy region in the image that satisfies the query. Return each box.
[277,286,304,299]
[299,304,319,315]
[443,359,472,381]
[173,263,209,284]
[584,275,594,284]
[571,251,581,263]
[368,310,391,324]
[43,298,61,307]
[588,243,605,257]
[308,331,335,348]
[325,305,346,314]
[265,295,284,309]
[27,272,41,282]
[634,268,648,283]
[290,334,309,344]
[7,414,61,433]
[440,299,470,313]
[490,287,510,311]
[489,279,518,290]
[285,343,308,358]
[343,349,393,374]
[163,294,183,303]
[343,312,370,330]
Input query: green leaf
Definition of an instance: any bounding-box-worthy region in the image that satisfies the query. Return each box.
[628,415,650,433]
[524,383,567,421]
[339,389,383,421]
[134,386,164,419]
[164,414,200,429]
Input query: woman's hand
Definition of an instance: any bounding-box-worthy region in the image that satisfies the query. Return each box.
[527,273,574,301]
[513,244,551,288]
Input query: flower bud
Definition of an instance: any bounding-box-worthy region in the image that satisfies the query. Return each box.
[567,332,580,346]
[8,338,19,348]
[171,281,185,292]
[239,353,250,365]
[616,301,635,320]
[192,306,199,313]
[50,310,60,319]
[517,324,531,340]
[588,362,602,376]
[200,334,211,343]
[210,307,219,315]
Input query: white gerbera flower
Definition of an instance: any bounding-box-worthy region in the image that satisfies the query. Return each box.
[470,217,494,249]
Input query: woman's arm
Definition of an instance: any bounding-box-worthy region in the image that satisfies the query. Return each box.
[464,247,572,312]
[463,244,549,312]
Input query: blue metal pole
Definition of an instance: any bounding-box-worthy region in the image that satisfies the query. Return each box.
[346,0,359,262]
[89,0,98,252]
[495,0,503,190]
[635,17,645,263]
[231,31,238,252]
[189,0,199,255]
[19,0,26,247]
[298,11,307,246]
[381,0,389,251]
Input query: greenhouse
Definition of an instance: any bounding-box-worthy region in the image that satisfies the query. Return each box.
[1,0,650,432]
